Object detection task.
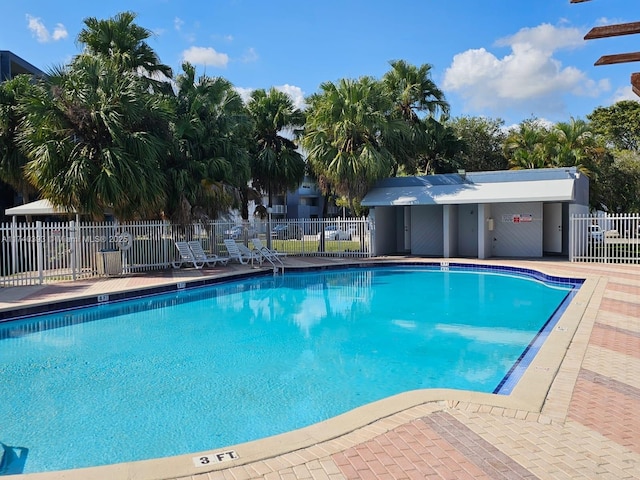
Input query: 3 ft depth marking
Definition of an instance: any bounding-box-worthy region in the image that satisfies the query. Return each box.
[192,450,238,467]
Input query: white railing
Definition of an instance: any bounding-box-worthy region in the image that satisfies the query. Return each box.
[570,213,640,264]
[0,217,371,286]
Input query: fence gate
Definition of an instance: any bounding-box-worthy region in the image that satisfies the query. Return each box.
[570,213,640,264]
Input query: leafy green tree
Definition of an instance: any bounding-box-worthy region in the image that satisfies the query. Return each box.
[448,116,508,172]
[587,100,640,152]
[0,75,39,204]
[302,77,409,209]
[246,87,306,208]
[419,115,464,174]
[165,63,252,223]
[591,150,640,212]
[18,55,170,220]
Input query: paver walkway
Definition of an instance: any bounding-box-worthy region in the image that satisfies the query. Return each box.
[1,258,638,480]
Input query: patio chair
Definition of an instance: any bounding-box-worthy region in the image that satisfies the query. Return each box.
[173,241,204,269]
[223,239,263,265]
[236,243,265,265]
[251,238,286,266]
[187,240,229,267]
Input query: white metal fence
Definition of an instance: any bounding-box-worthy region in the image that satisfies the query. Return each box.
[570,213,640,264]
[0,217,371,286]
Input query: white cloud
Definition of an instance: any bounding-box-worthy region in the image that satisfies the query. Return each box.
[174,17,184,31]
[234,87,254,105]
[240,47,259,63]
[494,23,583,55]
[234,84,306,110]
[26,14,67,43]
[181,46,229,67]
[610,86,640,104]
[52,23,68,41]
[276,84,306,110]
[443,23,608,117]
[596,17,625,27]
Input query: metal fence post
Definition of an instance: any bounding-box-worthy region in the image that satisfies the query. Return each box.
[36,221,44,284]
[69,220,78,280]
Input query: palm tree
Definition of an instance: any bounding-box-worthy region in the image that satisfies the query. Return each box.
[382,60,450,175]
[301,77,409,208]
[165,62,252,223]
[77,11,172,92]
[420,115,465,174]
[504,121,554,170]
[383,60,448,122]
[18,55,170,220]
[246,88,306,209]
[0,75,38,205]
[551,118,595,171]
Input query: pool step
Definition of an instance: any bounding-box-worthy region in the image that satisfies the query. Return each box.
[0,442,28,475]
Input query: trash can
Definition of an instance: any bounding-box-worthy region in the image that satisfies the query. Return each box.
[97,249,122,276]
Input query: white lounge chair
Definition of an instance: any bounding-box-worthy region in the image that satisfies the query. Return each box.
[188,240,229,267]
[173,241,204,269]
[251,238,286,265]
[223,239,263,265]
[236,243,264,265]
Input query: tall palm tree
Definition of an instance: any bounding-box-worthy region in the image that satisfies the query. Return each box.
[383,60,448,122]
[18,55,170,220]
[246,88,306,208]
[0,75,38,205]
[165,62,252,223]
[302,77,409,208]
[382,60,450,175]
[77,11,172,92]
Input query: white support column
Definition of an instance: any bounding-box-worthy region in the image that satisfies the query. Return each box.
[403,206,411,252]
[478,204,488,259]
[443,205,452,258]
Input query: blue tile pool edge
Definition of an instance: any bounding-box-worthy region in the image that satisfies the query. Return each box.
[492,285,578,395]
[0,261,584,325]
[0,269,275,323]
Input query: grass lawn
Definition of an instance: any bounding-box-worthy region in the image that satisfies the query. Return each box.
[271,238,363,254]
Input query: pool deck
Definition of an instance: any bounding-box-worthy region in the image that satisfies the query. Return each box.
[1,256,639,480]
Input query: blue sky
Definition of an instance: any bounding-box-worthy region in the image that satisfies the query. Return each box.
[1,0,638,126]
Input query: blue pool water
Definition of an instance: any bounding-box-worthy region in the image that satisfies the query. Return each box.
[0,265,581,474]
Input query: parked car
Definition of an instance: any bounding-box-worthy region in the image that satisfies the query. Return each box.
[588,224,619,242]
[224,225,243,239]
[224,225,255,239]
[271,224,302,240]
[321,225,352,241]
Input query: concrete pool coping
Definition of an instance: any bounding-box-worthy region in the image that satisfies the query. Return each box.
[2,257,638,480]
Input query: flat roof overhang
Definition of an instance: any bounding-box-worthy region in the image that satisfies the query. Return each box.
[4,199,76,216]
[361,178,576,207]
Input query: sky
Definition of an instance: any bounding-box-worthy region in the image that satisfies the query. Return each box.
[1,0,638,127]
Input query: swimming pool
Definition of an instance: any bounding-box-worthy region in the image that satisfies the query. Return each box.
[0,264,582,475]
